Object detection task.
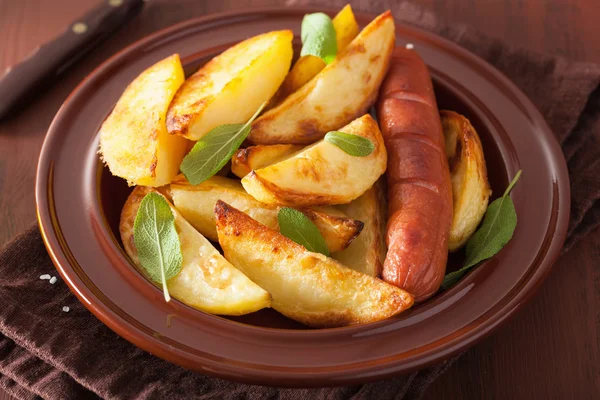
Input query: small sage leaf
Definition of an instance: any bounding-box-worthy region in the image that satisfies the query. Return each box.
[180,102,266,185]
[324,131,375,157]
[278,207,329,256]
[300,12,337,64]
[441,170,522,290]
[133,192,183,302]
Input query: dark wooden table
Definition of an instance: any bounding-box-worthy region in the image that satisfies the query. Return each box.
[0,1,598,399]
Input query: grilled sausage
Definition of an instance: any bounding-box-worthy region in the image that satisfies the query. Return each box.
[376,48,453,301]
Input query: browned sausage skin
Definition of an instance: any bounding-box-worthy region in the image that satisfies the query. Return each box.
[376,48,453,302]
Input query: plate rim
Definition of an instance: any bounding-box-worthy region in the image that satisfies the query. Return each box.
[35,6,570,386]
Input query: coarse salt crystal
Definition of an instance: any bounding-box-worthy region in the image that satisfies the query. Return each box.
[62,306,70,313]
[405,43,414,49]
[39,274,51,280]
[49,276,57,284]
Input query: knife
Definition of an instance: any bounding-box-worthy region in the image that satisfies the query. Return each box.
[0,0,145,120]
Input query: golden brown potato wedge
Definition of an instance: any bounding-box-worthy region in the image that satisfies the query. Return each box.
[231,144,304,178]
[332,179,387,277]
[248,11,395,144]
[441,110,492,251]
[215,201,413,328]
[267,5,360,107]
[99,54,188,187]
[166,30,293,140]
[300,208,363,253]
[120,186,271,315]
[268,55,325,108]
[333,4,360,54]
[169,176,363,253]
[242,114,387,206]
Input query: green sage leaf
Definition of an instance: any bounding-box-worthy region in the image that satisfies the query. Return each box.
[133,192,183,302]
[441,170,522,289]
[278,207,329,256]
[180,102,266,185]
[324,131,375,157]
[300,12,337,64]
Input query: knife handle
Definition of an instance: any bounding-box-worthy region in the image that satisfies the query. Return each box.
[0,0,144,120]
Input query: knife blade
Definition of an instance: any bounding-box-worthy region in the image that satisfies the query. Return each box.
[0,0,145,120]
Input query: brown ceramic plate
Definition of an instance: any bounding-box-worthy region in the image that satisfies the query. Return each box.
[36,7,569,387]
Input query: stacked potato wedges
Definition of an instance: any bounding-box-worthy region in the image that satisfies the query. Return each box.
[100,6,490,328]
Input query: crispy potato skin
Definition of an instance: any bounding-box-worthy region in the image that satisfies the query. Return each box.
[249,11,395,144]
[166,30,293,140]
[301,208,364,252]
[215,201,413,328]
[99,54,188,187]
[169,176,362,253]
[120,186,271,315]
[376,48,453,302]
[231,144,303,178]
[333,179,387,277]
[242,114,387,206]
[441,110,492,250]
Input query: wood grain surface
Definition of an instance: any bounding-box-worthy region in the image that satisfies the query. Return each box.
[0,0,598,399]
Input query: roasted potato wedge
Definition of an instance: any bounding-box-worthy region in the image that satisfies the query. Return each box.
[120,186,271,315]
[300,207,363,253]
[333,4,360,54]
[268,5,360,106]
[441,110,492,251]
[166,30,293,140]
[333,179,387,277]
[268,55,325,108]
[99,54,188,187]
[169,176,363,253]
[242,114,387,206]
[215,201,413,328]
[231,144,304,178]
[248,11,395,144]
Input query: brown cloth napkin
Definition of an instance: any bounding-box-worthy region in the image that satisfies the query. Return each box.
[1,1,599,399]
